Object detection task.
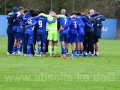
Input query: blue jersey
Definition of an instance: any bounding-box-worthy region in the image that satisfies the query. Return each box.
[59,17,70,34]
[77,16,85,35]
[37,17,47,34]
[69,18,79,34]
[25,17,37,34]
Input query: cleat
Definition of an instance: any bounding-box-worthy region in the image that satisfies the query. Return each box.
[58,54,63,57]
[34,53,38,57]
[18,52,23,56]
[53,54,57,57]
[24,54,33,57]
[88,54,94,57]
[49,54,52,57]
[42,54,45,57]
[95,52,99,56]
[38,54,41,57]
[7,52,11,55]
[63,56,68,59]
[11,52,16,55]
[69,56,74,59]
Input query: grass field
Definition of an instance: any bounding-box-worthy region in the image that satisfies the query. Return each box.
[0,37,120,90]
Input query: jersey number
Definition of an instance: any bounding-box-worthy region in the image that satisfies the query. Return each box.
[64,18,67,25]
[74,21,77,28]
[38,20,42,28]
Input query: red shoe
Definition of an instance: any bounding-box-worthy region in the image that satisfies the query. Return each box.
[63,56,68,59]
[58,54,63,57]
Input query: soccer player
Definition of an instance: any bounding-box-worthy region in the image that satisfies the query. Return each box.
[36,11,56,57]
[25,12,38,56]
[23,9,34,55]
[76,12,85,56]
[62,11,79,59]
[16,7,24,55]
[11,7,24,55]
[58,9,70,59]
[38,11,58,57]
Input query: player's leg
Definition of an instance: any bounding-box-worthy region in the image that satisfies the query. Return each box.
[80,35,84,56]
[17,32,23,55]
[37,34,42,56]
[94,36,99,56]
[27,33,34,56]
[7,32,14,54]
[47,31,53,56]
[68,33,74,58]
[76,42,80,56]
[76,34,80,56]
[52,31,58,57]
[59,33,65,57]
[41,34,47,57]
[12,31,17,54]
[87,32,94,56]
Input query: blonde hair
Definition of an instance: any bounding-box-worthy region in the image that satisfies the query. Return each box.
[61,9,66,14]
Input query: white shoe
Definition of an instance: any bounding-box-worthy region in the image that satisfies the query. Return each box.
[18,52,23,56]
[49,54,52,57]
[42,54,45,57]
[11,52,16,55]
[95,52,99,56]
[69,56,74,59]
[7,52,11,55]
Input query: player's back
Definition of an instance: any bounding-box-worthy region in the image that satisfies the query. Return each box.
[69,18,79,34]
[25,17,37,34]
[77,16,85,35]
[37,17,47,34]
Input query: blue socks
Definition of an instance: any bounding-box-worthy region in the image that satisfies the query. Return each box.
[38,44,41,55]
[42,45,46,54]
[62,44,66,55]
[20,43,23,52]
[72,50,75,57]
[27,45,31,55]
[13,47,17,53]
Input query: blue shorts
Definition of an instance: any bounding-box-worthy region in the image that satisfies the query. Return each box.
[68,33,78,43]
[16,32,24,41]
[13,31,17,40]
[59,33,68,42]
[25,33,34,44]
[37,34,46,43]
[78,34,84,42]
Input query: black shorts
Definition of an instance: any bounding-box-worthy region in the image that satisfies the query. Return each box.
[93,36,99,43]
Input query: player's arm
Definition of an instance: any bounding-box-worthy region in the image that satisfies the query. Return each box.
[63,18,71,29]
[26,21,37,28]
[99,15,105,21]
[8,12,17,16]
[59,18,71,32]
[23,13,28,21]
[84,22,93,28]
[47,18,56,24]
[38,13,49,18]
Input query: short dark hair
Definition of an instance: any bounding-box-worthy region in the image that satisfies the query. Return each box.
[77,11,81,16]
[19,7,24,11]
[39,11,46,14]
[29,8,34,13]
[24,9,28,13]
[31,11,38,17]
[71,11,77,15]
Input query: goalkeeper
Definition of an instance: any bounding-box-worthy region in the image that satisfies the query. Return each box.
[38,10,58,57]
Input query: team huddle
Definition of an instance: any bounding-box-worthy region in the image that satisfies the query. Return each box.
[7,7,105,59]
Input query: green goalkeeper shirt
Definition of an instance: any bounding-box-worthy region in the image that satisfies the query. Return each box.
[38,13,57,32]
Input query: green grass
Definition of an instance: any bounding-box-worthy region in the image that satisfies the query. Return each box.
[0,37,120,90]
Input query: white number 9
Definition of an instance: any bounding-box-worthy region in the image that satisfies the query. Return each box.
[38,20,42,27]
